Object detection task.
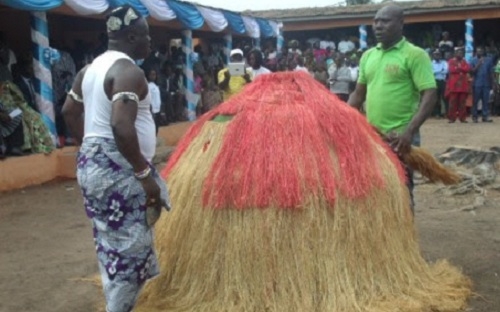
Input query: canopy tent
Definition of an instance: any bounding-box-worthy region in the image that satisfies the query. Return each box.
[0,0,283,128]
[0,0,280,38]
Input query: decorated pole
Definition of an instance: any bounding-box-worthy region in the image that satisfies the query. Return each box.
[30,11,57,145]
[465,19,474,63]
[359,25,367,50]
[277,22,284,52]
[254,38,261,50]
[182,29,196,121]
[223,33,232,64]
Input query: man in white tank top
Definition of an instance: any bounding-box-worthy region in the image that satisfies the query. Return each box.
[62,6,170,312]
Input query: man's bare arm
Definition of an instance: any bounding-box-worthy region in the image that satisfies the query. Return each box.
[348,83,367,111]
[107,60,149,173]
[62,66,88,145]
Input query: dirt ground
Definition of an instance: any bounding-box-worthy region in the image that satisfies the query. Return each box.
[1,118,500,312]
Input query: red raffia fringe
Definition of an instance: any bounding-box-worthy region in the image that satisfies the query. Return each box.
[162,72,406,210]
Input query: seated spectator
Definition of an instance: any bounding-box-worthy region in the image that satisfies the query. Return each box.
[14,61,38,112]
[0,81,54,154]
[0,98,24,158]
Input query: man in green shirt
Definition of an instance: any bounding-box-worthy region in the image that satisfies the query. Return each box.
[349,5,437,213]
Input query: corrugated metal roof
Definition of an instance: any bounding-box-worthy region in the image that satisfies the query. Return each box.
[247,0,500,20]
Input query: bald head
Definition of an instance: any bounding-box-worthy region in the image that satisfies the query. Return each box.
[373,5,404,49]
[377,5,404,21]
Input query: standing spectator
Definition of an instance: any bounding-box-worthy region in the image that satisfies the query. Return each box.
[147,68,161,134]
[338,34,355,54]
[218,49,251,101]
[288,40,302,56]
[158,62,176,123]
[313,62,329,88]
[312,41,328,63]
[52,49,76,145]
[320,34,336,51]
[438,31,454,54]
[431,50,448,118]
[329,55,352,102]
[0,97,24,157]
[348,5,437,213]
[348,55,360,93]
[470,47,494,122]
[247,49,271,81]
[291,56,309,73]
[494,58,500,116]
[446,48,470,123]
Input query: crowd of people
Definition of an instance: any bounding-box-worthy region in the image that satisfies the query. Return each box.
[2,12,500,160]
[60,5,476,311]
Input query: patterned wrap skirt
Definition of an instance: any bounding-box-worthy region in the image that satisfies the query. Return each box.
[76,137,170,312]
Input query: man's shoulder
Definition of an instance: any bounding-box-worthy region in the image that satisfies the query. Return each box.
[401,41,428,56]
[360,47,379,59]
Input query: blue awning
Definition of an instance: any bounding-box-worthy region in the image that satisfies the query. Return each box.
[0,0,279,37]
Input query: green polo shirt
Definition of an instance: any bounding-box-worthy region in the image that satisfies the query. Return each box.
[358,38,436,134]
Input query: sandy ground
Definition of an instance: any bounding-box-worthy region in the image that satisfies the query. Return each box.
[1,118,500,312]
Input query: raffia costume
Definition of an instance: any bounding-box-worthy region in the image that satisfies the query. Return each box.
[137,72,471,312]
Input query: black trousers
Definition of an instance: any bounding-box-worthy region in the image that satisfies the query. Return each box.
[1,122,24,154]
[433,79,447,117]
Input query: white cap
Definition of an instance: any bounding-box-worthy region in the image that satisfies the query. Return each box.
[230,49,244,57]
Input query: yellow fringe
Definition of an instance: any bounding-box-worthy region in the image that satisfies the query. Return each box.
[136,121,471,311]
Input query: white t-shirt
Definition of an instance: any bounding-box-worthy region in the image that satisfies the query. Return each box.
[248,66,271,81]
[349,66,359,82]
[338,40,355,54]
[82,51,156,161]
[148,82,161,114]
[320,40,336,50]
[289,48,302,56]
[439,40,454,48]
[294,66,309,73]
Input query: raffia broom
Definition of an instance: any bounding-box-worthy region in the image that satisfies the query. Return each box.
[374,129,462,185]
[136,72,471,312]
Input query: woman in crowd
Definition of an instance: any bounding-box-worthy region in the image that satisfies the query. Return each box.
[0,81,54,154]
[329,55,352,102]
[446,48,470,123]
